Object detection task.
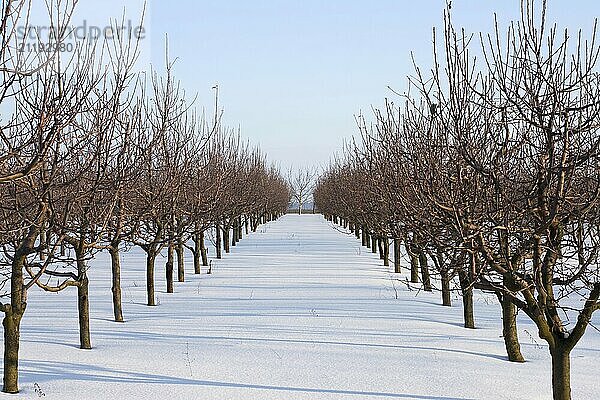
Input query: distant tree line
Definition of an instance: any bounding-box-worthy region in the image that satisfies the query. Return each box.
[0,0,290,393]
[315,2,600,399]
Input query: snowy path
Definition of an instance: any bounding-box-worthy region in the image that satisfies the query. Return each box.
[8,214,600,399]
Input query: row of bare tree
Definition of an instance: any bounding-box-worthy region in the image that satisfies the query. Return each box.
[0,0,290,393]
[315,2,600,399]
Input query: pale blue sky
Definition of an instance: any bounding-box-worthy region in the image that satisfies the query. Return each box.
[61,1,600,169]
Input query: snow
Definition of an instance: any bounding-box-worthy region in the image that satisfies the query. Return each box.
[4,214,599,399]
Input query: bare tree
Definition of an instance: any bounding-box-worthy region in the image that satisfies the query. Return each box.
[0,1,101,389]
[288,167,317,214]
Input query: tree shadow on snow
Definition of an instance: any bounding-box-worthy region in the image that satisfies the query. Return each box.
[20,359,473,400]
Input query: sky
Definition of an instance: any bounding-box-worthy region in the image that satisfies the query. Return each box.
[23,1,600,171]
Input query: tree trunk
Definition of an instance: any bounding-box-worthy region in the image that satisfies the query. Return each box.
[215,224,222,259]
[440,269,451,306]
[419,251,432,292]
[77,273,92,349]
[109,246,124,322]
[393,238,402,273]
[245,218,249,234]
[2,310,22,393]
[410,254,419,283]
[355,224,360,239]
[371,236,377,254]
[3,239,31,393]
[419,252,432,291]
[550,344,572,400]
[200,230,208,266]
[232,221,238,247]
[193,233,201,275]
[383,239,389,266]
[499,293,525,362]
[146,250,157,306]
[39,229,46,261]
[176,242,185,282]
[378,238,385,260]
[458,270,474,329]
[72,243,93,350]
[223,225,230,253]
[166,243,174,293]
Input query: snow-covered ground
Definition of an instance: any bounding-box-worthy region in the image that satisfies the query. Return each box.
[4,214,599,399]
